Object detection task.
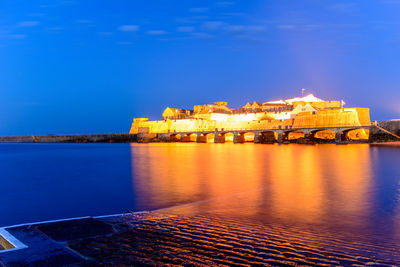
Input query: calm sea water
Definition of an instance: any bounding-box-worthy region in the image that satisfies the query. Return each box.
[1,143,400,245]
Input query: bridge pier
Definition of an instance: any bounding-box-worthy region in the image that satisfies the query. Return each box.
[259,132,276,143]
[277,132,283,144]
[233,133,245,144]
[182,134,194,142]
[304,131,315,141]
[169,134,179,142]
[254,132,261,143]
[335,131,343,143]
[214,133,225,143]
[196,134,207,143]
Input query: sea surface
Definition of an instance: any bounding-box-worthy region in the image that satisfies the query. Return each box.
[1,143,400,250]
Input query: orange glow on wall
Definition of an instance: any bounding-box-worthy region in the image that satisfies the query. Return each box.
[129,94,371,140]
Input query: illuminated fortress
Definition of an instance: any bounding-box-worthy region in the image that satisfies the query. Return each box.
[130,94,371,143]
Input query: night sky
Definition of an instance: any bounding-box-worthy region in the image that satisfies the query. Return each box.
[1,0,399,135]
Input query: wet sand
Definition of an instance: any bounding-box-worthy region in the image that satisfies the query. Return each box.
[1,212,399,266]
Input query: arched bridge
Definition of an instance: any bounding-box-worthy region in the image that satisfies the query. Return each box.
[160,126,371,144]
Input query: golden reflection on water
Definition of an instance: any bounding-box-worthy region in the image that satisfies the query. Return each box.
[130,143,374,228]
[266,145,324,223]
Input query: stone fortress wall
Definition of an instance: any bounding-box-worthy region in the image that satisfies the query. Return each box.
[130,94,371,141]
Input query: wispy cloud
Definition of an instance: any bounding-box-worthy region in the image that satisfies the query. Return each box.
[218,12,245,18]
[176,26,195,32]
[118,25,140,32]
[98,32,113,37]
[202,21,225,30]
[75,19,92,24]
[174,17,194,24]
[382,0,400,3]
[60,0,76,5]
[174,16,208,24]
[40,1,76,8]
[244,26,265,34]
[277,24,296,30]
[9,34,27,39]
[17,21,40,27]
[117,41,133,45]
[29,13,45,17]
[216,1,235,7]
[0,30,10,35]
[193,24,262,42]
[47,26,63,31]
[233,36,265,44]
[191,32,214,39]
[328,3,358,13]
[225,25,265,35]
[370,21,400,30]
[274,22,329,32]
[190,7,209,13]
[147,30,167,35]
[75,19,95,27]
[225,25,246,34]
[303,24,323,31]
[192,15,208,20]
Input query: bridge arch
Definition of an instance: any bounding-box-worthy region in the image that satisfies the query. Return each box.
[243,132,255,142]
[204,132,215,143]
[169,133,181,142]
[178,133,198,142]
[187,133,198,142]
[280,129,308,142]
[286,130,306,140]
[343,128,369,141]
[259,131,279,143]
[311,129,336,140]
[224,132,235,142]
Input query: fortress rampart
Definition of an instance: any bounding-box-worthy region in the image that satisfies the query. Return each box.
[131,108,370,134]
[130,94,371,143]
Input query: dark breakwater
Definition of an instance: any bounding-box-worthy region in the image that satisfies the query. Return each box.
[0,134,137,143]
[370,120,400,142]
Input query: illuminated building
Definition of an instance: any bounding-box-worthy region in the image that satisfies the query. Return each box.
[130,94,371,143]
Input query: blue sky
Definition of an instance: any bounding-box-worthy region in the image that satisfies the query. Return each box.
[1,0,400,135]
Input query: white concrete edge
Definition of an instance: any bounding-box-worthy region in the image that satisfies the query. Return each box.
[0,228,28,253]
[94,211,148,219]
[2,216,92,229]
[0,211,149,253]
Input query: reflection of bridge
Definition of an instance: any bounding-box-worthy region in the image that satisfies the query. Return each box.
[162,125,371,144]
